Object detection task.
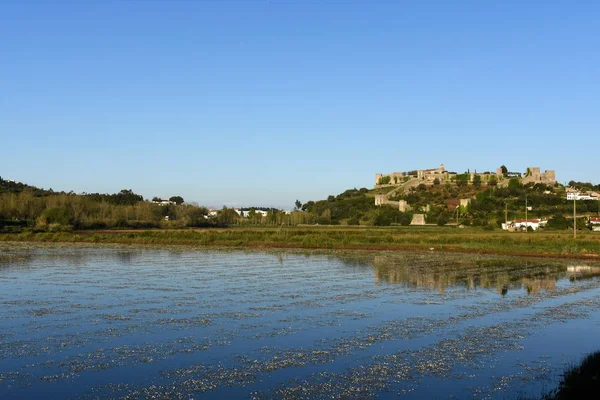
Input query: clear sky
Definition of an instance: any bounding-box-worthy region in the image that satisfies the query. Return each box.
[1,1,599,209]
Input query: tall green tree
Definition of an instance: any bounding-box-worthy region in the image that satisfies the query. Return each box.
[169,196,184,205]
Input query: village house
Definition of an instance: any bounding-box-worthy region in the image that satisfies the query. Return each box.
[566,192,600,201]
[502,219,547,231]
[240,209,269,218]
[590,217,600,232]
[152,199,175,206]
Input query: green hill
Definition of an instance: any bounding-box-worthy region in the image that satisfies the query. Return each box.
[301,179,599,228]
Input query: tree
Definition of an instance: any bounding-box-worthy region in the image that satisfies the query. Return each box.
[547,214,569,230]
[218,207,238,226]
[488,176,498,187]
[501,165,508,176]
[456,174,469,187]
[433,178,440,185]
[437,215,447,226]
[295,199,302,210]
[188,209,206,226]
[473,175,482,188]
[378,176,391,185]
[152,197,161,202]
[39,206,73,226]
[302,201,314,212]
[399,213,412,226]
[508,178,522,189]
[169,196,184,205]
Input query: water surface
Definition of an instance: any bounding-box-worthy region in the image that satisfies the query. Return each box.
[1,244,600,399]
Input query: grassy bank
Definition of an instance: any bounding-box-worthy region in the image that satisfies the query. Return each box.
[532,351,600,400]
[551,351,600,399]
[1,226,599,258]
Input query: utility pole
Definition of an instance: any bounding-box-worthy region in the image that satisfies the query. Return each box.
[525,195,528,233]
[574,197,577,239]
[505,203,508,224]
[456,207,459,227]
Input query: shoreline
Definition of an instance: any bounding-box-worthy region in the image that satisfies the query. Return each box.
[1,227,599,260]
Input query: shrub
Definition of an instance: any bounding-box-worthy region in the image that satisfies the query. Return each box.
[39,207,72,226]
[456,174,469,187]
[347,217,360,226]
[115,218,129,228]
[508,178,522,189]
[545,351,600,399]
[399,214,412,226]
[548,214,569,230]
[378,176,391,185]
[437,216,447,226]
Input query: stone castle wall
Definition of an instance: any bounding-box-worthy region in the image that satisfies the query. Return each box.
[522,167,556,185]
[375,195,410,212]
[377,165,556,188]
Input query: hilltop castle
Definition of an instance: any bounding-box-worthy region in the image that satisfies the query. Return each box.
[375,164,556,188]
[374,164,557,215]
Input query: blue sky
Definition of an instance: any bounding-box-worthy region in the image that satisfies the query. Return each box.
[1,1,598,208]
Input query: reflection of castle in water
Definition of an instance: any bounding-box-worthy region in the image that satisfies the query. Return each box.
[372,256,600,295]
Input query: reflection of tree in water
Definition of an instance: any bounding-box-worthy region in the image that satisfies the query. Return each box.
[372,255,600,295]
[0,248,143,270]
[115,251,136,265]
[0,253,35,268]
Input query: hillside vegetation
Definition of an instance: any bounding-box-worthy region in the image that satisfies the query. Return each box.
[0,177,211,231]
[1,176,599,232]
[300,180,599,229]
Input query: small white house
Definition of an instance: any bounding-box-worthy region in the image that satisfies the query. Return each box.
[512,219,545,231]
[567,192,600,201]
[152,199,175,206]
[240,209,269,218]
[591,217,600,232]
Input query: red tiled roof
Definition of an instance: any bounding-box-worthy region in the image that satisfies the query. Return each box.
[591,217,600,222]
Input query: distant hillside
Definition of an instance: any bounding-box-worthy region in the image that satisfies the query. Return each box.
[0,176,57,196]
[0,176,212,230]
[301,178,600,228]
[0,176,144,206]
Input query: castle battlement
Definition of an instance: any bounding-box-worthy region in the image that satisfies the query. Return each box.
[375,165,556,188]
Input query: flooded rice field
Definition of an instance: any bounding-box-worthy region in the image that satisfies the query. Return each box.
[2,244,600,399]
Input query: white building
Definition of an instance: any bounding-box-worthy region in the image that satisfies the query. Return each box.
[503,219,547,231]
[240,209,269,218]
[566,192,600,201]
[591,217,600,232]
[152,199,175,206]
